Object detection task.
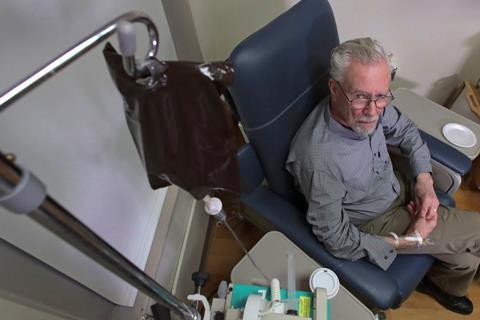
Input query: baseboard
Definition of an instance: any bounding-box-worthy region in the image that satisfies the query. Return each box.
[133,188,210,318]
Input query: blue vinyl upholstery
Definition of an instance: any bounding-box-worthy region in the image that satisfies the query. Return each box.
[419,130,471,176]
[229,0,469,310]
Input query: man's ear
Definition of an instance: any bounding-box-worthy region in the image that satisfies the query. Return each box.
[328,79,337,100]
[328,79,337,95]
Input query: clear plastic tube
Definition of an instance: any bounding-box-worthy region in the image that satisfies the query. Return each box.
[222,219,270,282]
[286,252,298,314]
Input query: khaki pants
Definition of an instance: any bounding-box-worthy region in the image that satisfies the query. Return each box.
[360,176,480,297]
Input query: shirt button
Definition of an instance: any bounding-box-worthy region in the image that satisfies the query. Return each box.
[384,256,388,260]
[390,250,394,253]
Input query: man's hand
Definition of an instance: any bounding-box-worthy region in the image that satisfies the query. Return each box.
[411,216,437,239]
[406,200,437,239]
[414,172,439,221]
[385,200,437,249]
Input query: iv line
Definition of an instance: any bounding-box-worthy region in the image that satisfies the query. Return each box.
[222,219,270,283]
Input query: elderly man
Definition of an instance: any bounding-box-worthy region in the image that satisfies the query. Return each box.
[286,37,480,315]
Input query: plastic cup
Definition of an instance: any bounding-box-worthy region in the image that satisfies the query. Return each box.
[309,268,340,299]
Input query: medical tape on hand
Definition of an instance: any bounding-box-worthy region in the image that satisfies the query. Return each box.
[389,232,400,247]
[403,230,423,247]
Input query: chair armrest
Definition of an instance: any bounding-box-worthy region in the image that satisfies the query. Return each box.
[436,189,455,207]
[240,186,401,309]
[390,130,471,195]
[419,130,471,175]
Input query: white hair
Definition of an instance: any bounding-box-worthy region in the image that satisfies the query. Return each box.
[330,37,392,82]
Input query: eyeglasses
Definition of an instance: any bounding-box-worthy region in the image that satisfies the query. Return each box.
[336,81,394,111]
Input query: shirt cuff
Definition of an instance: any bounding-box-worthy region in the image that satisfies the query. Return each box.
[411,159,432,178]
[362,234,397,270]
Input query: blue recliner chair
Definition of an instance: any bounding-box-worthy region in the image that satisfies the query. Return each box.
[227,0,472,311]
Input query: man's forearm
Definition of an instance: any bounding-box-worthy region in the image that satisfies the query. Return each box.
[383,231,423,249]
[416,172,433,184]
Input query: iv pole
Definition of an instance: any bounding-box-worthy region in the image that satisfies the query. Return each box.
[0,12,200,320]
[0,11,157,111]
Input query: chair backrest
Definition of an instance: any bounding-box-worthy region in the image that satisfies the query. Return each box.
[228,0,339,203]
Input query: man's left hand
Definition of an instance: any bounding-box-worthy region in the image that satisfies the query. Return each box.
[414,172,439,221]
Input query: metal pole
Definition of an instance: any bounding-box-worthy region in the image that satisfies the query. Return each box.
[0,11,159,112]
[0,154,200,320]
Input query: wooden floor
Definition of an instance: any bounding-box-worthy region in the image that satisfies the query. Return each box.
[201,192,265,299]
[201,172,480,319]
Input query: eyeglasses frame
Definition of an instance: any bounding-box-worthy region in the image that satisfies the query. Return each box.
[335,80,395,111]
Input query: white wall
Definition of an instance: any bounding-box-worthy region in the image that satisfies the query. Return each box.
[189,0,480,105]
[328,0,480,104]
[0,0,176,306]
[188,0,293,60]
[0,297,68,320]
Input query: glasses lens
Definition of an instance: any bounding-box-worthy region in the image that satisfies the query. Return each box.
[351,96,393,110]
[375,96,393,108]
[351,98,370,110]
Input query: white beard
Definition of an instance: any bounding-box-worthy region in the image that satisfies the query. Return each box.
[351,116,379,135]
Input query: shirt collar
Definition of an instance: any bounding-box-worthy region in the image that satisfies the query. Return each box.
[323,97,381,140]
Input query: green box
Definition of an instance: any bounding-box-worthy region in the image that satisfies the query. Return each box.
[230,283,315,318]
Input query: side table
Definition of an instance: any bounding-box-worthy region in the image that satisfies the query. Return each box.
[393,88,480,160]
[230,231,376,320]
[394,88,480,189]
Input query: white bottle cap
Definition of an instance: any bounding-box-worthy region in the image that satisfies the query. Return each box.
[309,268,340,300]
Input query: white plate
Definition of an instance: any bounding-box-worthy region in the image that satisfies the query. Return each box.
[442,123,477,148]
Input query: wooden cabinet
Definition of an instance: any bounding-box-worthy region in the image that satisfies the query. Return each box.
[471,157,480,189]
